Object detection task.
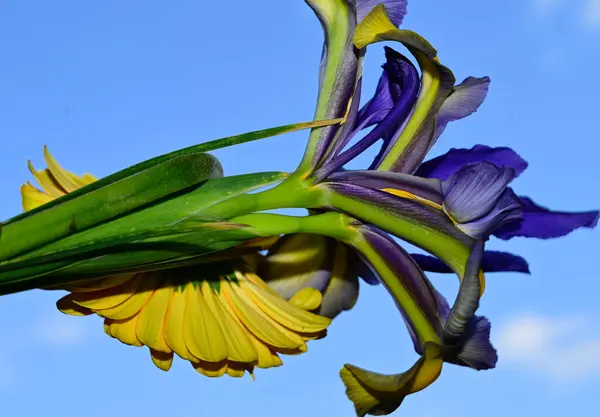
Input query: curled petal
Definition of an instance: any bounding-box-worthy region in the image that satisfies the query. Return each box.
[442,241,484,345]
[435,291,498,371]
[442,163,523,238]
[416,145,529,181]
[340,343,443,417]
[493,197,600,240]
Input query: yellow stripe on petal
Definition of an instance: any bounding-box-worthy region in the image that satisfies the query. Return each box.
[183,284,228,363]
[136,284,172,353]
[382,188,443,211]
[150,349,174,372]
[109,316,143,347]
[21,183,55,211]
[222,281,303,350]
[289,287,322,311]
[192,360,228,378]
[56,294,93,316]
[241,280,331,333]
[201,282,258,363]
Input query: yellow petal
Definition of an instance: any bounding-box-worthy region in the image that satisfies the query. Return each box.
[192,360,228,378]
[43,146,83,192]
[21,183,54,211]
[183,283,228,363]
[240,280,331,333]
[94,275,156,320]
[225,363,248,378]
[27,163,64,197]
[70,274,138,310]
[109,316,143,347]
[201,281,257,363]
[163,287,198,362]
[136,284,172,353]
[222,281,303,350]
[150,349,174,372]
[56,294,93,316]
[288,287,323,311]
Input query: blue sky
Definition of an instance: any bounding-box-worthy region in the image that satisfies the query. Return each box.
[0,1,599,416]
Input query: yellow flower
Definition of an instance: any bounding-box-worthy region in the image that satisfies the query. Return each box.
[22,148,331,378]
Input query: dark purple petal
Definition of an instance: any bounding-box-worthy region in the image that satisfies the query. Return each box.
[442,163,523,238]
[494,197,600,240]
[315,48,419,179]
[357,256,380,285]
[416,145,529,181]
[327,170,443,204]
[356,0,408,27]
[360,225,439,325]
[444,314,498,370]
[443,241,484,345]
[355,72,397,130]
[411,251,530,274]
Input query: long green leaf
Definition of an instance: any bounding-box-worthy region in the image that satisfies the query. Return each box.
[0,152,223,261]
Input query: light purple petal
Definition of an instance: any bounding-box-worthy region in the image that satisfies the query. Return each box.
[435,77,491,138]
[446,315,498,370]
[356,0,408,27]
[493,197,600,240]
[318,243,360,318]
[416,145,529,181]
[442,163,515,223]
[411,251,530,274]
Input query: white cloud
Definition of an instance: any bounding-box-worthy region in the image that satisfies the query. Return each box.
[495,313,600,382]
[32,315,88,347]
[583,0,600,27]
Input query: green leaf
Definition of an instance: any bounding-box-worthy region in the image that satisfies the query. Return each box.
[0,152,223,262]
[0,171,286,294]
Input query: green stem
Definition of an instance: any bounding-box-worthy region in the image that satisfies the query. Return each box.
[230,212,440,345]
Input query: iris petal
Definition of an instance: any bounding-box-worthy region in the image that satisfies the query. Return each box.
[416,145,529,181]
[493,197,600,240]
[411,251,531,274]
